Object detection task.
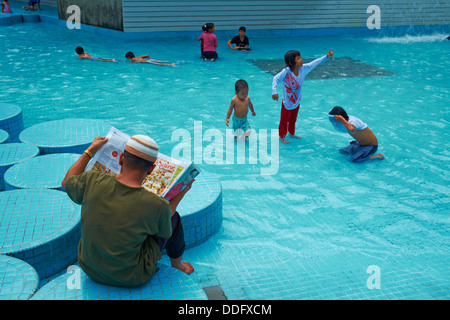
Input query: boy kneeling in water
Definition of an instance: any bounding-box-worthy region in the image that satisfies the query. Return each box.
[329,106,384,162]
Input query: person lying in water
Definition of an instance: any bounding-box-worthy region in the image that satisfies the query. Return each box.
[125,51,177,66]
[75,46,119,62]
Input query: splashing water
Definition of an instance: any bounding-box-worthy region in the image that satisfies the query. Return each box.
[367,33,449,44]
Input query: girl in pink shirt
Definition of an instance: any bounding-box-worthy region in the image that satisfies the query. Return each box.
[2,0,13,13]
[197,23,218,61]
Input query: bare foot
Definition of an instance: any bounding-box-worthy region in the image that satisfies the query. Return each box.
[289,134,302,139]
[175,261,194,275]
[280,138,290,144]
[370,153,385,160]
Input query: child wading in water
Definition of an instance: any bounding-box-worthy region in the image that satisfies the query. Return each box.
[226,79,256,140]
[272,49,333,144]
[197,23,218,61]
[2,0,12,13]
[328,106,384,162]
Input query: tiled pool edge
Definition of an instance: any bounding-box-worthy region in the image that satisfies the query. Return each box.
[31,263,208,300]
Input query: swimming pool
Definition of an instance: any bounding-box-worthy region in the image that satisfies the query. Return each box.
[1,19,449,299]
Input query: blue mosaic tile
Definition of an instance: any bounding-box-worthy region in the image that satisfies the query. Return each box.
[0,129,9,144]
[0,143,40,190]
[0,103,24,142]
[18,118,112,154]
[4,153,80,191]
[177,171,222,249]
[0,254,39,300]
[31,263,207,300]
[0,189,81,279]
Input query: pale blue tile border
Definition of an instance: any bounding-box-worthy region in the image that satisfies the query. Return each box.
[4,153,80,190]
[0,189,81,279]
[0,254,39,300]
[0,143,39,190]
[0,103,24,142]
[31,263,207,300]
[177,171,223,249]
[0,129,9,144]
[19,118,112,155]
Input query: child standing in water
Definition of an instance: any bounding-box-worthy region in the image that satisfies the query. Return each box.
[2,0,12,13]
[197,23,218,61]
[226,79,256,140]
[272,49,333,144]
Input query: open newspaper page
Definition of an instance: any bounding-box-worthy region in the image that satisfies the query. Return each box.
[141,153,186,197]
[163,162,201,200]
[85,127,200,199]
[85,127,129,175]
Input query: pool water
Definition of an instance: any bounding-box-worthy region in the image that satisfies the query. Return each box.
[1,22,449,299]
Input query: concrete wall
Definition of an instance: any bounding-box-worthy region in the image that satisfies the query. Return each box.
[48,0,449,34]
[57,0,123,31]
[121,0,450,33]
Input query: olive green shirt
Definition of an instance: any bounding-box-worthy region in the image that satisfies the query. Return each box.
[65,170,172,287]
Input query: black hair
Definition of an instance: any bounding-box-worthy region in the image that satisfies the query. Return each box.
[123,150,154,171]
[75,46,84,54]
[239,26,246,32]
[235,79,248,92]
[125,51,135,59]
[202,23,215,32]
[284,50,301,71]
[329,106,349,121]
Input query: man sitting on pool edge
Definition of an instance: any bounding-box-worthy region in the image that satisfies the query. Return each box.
[62,135,194,287]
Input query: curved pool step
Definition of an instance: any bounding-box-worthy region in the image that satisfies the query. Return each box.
[0,129,9,144]
[177,170,222,249]
[0,189,81,279]
[0,254,39,300]
[4,153,80,191]
[31,263,207,300]
[19,118,112,154]
[0,142,40,190]
[0,103,24,142]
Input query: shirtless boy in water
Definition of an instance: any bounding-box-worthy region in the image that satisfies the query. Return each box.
[125,51,176,66]
[329,106,384,162]
[75,46,118,62]
[226,79,256,140]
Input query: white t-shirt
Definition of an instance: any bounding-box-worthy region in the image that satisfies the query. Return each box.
[329,114,367,134]
[272,55,328,110]
[348,115,368,133]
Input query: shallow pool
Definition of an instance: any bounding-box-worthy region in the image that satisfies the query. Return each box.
[1,21,449,299]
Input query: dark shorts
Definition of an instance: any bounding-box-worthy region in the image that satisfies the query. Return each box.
[339,140,378,163]
[202,51,218,60]
[152,211,186,259]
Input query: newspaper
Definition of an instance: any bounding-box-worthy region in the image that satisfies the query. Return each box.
[86,127,200,200]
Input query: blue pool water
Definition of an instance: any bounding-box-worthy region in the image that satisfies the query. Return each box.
[1,18,449,299]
